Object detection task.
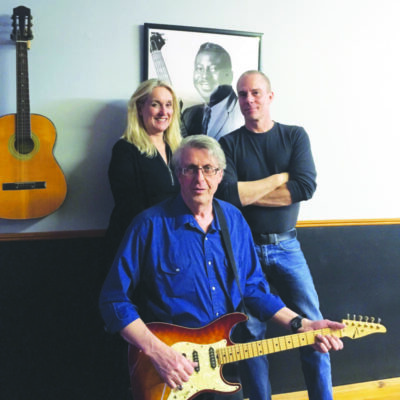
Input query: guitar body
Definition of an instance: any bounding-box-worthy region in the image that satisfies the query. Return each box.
[0,113,67,219]
[128,313,246,400]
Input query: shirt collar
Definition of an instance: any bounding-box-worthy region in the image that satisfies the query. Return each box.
[170,194,221,233]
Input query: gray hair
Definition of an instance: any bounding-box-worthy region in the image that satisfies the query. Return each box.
[172,135,226,172]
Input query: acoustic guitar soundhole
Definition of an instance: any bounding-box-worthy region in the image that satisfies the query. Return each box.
[8,133,39,160]
[14,137,35,154]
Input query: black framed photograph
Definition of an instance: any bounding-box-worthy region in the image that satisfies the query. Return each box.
[143,23,263,139]
[144,23,262,106]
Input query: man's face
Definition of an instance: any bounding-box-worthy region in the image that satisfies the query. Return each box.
[178,147,223,210]
[193,51,232,102]
[237,73,274,125]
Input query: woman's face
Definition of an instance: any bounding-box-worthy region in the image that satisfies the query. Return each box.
[139,87,174,135]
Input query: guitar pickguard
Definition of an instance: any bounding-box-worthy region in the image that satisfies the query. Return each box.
[166,339,239,400]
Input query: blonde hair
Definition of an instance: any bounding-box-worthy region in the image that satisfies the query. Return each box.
[122,79,182,157]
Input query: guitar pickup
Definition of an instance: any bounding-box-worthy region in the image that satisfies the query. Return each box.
[2,182,46,190]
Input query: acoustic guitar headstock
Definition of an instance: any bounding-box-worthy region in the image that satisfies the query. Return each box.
[11,6,33,43]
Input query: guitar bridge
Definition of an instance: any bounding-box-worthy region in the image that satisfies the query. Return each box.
[3,182,46,190]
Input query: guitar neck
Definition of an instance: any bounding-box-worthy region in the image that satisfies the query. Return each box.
[217,327,337,365]
[151,50,172,84]
[16,40,31,139]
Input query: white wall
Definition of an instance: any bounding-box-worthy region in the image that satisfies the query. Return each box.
[0,0,398,234]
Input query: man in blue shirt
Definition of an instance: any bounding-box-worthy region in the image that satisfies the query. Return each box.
[99,135,344,400]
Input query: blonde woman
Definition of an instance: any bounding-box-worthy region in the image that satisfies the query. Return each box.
[105,79,182,261]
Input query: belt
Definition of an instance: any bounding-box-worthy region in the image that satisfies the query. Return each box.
[253,229,296,245]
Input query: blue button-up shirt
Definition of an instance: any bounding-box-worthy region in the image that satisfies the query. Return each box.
[99,195,284,333]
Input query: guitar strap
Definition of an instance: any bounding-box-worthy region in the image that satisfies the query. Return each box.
[213,200,248,315]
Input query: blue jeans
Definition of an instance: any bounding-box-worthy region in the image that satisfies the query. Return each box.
[239,236,333,400]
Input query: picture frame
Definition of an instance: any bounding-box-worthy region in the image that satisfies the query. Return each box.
[143,23,263,110]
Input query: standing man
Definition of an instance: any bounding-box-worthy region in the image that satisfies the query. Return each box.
[217,71,331,400]
[181,42,243,140]
[99,135,343,400]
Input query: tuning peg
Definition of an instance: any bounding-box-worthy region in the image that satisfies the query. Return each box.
[371,317,375,323]
[364,316,369,322]
[353,314,356,320]
[378,318,381,324]
[358,315,363,321]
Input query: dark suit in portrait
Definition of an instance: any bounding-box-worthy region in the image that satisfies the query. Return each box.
[181,85,243,140]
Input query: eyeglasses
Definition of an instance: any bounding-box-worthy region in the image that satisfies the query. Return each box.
[180,165,220,176]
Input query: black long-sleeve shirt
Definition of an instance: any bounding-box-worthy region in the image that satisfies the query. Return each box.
[217,123,317,234]
[105,139,179,259]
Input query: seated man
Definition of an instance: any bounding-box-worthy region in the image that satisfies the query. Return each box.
[99,135,344,400]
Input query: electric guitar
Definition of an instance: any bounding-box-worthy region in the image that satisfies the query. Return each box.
[128,312,386,400]
[149,32,172,84]
[0,6,67,219]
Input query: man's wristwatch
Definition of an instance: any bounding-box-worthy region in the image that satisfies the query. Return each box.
[290,315,304,333]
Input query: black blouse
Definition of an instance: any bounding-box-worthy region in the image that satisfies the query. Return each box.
[105,138,180,259]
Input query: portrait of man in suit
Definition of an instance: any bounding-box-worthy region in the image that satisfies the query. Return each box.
[181,42,244,140]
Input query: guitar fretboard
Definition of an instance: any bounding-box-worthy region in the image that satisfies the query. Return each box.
[16,41,31,140]
[151,51,172,84]
[217,327,335,364]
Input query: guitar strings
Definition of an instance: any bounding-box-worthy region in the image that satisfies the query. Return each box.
[160,383,167,400]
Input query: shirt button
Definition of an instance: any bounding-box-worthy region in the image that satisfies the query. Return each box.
[208,261,212,265]
[212,286,216,291]
[175,268,180,272]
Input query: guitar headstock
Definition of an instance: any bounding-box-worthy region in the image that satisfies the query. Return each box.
[11,6,33,43]
[150,32,166,52]
[341,314,386,339]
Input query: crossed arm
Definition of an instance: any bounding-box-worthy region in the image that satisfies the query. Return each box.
[238,172,292,207]
[219,126,317,209]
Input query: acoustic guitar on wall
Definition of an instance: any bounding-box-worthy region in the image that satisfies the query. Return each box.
[0,6,67,220]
